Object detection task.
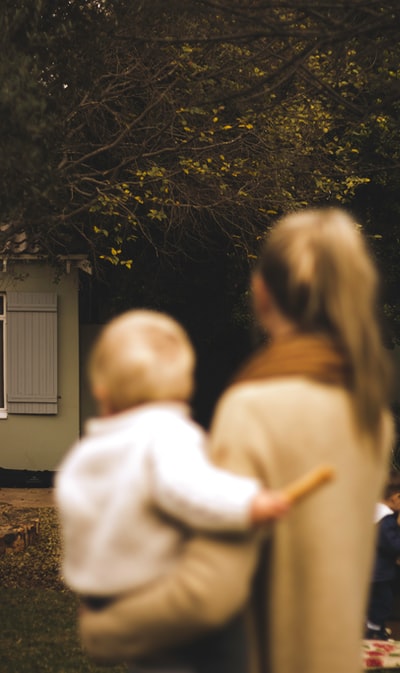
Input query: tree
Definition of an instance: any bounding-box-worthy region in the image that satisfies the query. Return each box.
[2,1,400,258]
[2,1,400,420]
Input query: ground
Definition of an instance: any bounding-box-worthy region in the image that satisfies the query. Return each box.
[0,488,54,553]
[0,487,55,508]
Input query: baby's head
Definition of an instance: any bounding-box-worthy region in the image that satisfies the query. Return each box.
[88,310,195,414]
[383,470,400,513]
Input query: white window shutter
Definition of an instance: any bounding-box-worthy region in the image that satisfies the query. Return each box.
[7,292,58,414]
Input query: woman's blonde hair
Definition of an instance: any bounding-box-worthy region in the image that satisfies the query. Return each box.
[257,206,393,434]
[88,310,195,412]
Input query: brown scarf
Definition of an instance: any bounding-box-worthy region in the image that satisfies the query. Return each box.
[233,332,350,388]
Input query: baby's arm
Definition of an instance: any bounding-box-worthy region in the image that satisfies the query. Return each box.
[80,532,259,665]
[149,426,288,532]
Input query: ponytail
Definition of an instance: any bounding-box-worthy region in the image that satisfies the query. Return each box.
[258,207,393,435]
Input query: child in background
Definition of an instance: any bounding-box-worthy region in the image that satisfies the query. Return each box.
[366,470,400,640]
[56,309,289,607]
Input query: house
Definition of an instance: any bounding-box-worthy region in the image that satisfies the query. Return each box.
[0,248,91,482]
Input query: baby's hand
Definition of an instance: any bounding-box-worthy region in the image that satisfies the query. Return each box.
[250,490,290,524]
[249,464,336,525]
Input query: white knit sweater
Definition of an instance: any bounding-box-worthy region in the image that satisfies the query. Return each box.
[55,402,259,596]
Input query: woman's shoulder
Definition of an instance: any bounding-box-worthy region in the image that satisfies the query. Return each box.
[213,379,356,438]
[219,377,347,408]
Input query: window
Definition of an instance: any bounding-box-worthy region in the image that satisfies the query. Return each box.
[7,292,58,415]
[0,294,6,417]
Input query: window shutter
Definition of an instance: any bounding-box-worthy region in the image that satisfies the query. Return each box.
[7,292,58,414]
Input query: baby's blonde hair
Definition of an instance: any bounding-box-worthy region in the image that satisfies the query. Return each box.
[88,310,195,412]
[258,206,393,435]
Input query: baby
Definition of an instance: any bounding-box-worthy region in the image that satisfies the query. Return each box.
[55,309,289,604]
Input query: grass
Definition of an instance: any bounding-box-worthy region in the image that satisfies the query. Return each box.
[0,508,127,673]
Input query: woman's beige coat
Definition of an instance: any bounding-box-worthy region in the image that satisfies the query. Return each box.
[80,378,393,673]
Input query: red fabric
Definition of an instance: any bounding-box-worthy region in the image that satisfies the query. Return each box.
[363,638,400,669]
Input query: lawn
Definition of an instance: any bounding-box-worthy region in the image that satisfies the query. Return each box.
[0,508,127,673]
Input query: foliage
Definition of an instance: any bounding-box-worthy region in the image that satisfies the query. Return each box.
[2,2,400,250]
[2,1,400,347]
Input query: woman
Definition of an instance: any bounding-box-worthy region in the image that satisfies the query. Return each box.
[80,207,394,673]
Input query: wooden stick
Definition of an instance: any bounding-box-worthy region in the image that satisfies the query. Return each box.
[283,465,336,504]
